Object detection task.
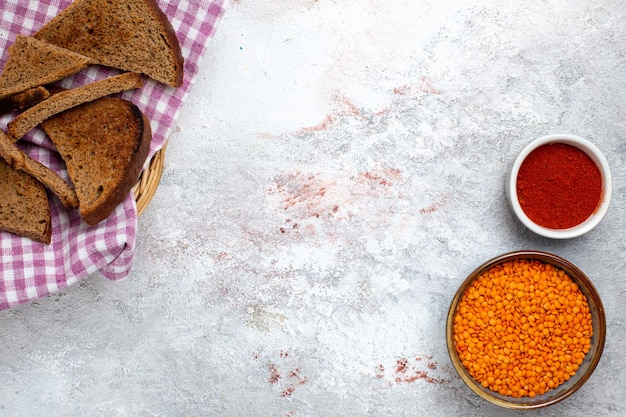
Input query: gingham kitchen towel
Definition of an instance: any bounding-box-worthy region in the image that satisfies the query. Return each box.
[0,0,225,310]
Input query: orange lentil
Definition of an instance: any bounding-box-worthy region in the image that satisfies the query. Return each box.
[453,259,593,398]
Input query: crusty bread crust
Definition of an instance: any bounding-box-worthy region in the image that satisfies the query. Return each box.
[35,0,184,87]
[7,72,143,141]
[0,86,51,114]
[42,97,152,225]
[0,158,51,244]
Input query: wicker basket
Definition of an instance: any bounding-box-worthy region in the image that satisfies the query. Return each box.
[133,142,166,216]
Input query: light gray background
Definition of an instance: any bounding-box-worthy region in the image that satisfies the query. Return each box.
[1,1,625,416]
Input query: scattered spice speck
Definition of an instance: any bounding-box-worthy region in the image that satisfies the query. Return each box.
[262,350,309,398]
[268,363,281,384]
[377,356,452,385]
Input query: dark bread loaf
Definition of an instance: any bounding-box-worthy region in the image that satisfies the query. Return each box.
[42,97,152,225]
[0,157,52,244]
[7,72,143,141]
[0,35,93,101]
[34,0,184,87]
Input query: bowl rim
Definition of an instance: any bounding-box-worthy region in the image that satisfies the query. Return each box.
[446,250,606,410]
[507,134,612,239]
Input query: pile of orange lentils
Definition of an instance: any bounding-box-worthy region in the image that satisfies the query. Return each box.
[453,259,592,398]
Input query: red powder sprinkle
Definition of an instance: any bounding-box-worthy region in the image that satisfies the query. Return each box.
[281,387,295,397]
[268,363,281,384]
[516,143,602,229]
[396,358,409,374]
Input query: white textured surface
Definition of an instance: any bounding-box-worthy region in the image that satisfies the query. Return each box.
[1,1,626,415]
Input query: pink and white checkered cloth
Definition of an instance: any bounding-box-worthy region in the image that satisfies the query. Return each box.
[0,0,225,310]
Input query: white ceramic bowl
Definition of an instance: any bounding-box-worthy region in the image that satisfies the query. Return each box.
[506,134,612,239]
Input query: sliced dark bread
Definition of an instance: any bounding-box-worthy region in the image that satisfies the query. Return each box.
[0,129,78,209]
[0,158,51,244]
[42,97,152,225]
[7,72,143,141]
[0,86,51,114]
[0,35,94,101]
[34,0,184,87]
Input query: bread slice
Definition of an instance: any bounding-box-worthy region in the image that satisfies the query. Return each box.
[7,72,143,141]
[0,158,51,244]
[0,35,94,101]
[34,0,184,87]
[0,129,78,209]
[42,97,152,225]
[0,86,51,114]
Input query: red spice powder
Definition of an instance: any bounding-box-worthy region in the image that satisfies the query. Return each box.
[516,143,602,229]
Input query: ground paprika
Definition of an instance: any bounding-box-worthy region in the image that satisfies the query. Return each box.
[516,143,602,229]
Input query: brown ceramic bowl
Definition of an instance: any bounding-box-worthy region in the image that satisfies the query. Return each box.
[446,250,606,409]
